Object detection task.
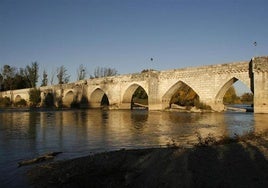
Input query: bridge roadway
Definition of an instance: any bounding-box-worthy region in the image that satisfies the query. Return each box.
[1,56,268,113]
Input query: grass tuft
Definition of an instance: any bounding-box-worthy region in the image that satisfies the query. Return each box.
[195,131,267,147]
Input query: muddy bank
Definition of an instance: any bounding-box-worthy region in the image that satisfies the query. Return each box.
[27,135,268,188]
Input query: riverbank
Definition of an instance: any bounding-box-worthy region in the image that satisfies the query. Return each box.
[27,133,268,188]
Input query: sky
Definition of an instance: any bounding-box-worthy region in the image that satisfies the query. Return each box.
[1,0,268,94]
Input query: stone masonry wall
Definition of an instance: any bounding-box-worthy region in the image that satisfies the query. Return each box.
[2,57,268,113]
[252,56,268,113]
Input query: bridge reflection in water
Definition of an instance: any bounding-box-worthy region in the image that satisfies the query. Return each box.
[1,109,268,187]
[0,109,265,156]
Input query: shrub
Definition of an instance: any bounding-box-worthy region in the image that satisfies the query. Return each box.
[29,88,41,107]
[14,99,27,107]
[0,97,12,107]
[71,101,80,108]
[195,132,217,146]
[194,131,267,147]
[194,100,212,110]
[43,93,54,107]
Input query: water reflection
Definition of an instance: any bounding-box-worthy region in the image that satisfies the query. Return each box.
[0,109,267,187]
[0,110,263,156]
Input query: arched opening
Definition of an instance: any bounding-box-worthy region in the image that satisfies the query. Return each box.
[44,93,54,107]
[89,88,110,108]
[63,91,74,107]
[216,77,238,104]
[14,95,22,103]
[14,95,27,107]
[122,84,148,110]
[79,95,89,108]
[162,81,205,110]
[101,94,109,107]
[131,86,148,109]
[216,78,253,112]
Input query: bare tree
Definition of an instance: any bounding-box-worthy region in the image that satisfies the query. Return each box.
[1,65,17,90]
[77,64,87,81]
[41,70,48,87]
[50,69,56,85]
[25,61,39,88]
[92,67,118,78]
[56,66,70,84]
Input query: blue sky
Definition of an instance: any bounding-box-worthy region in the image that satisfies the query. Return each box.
[1,0,267,94]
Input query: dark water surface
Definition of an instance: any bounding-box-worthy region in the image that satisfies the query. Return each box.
[0,109,267,187]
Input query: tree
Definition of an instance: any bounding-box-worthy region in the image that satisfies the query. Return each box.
[132,86,148,100]
[0,65,30,91]
[240,92,253,104]
[50,69,56,85]
[13,68,28,89]
[132,86,148,105]
[25,62,39,88]
[41,70,48,87]
[170,84,198,106]
[77,64,87,81]
[0,73,3,91]
[29,88,41,107]
[1,65,17,90]
[223,86,241,104]
[56,66,70,84]
[91,67,118,78]
[0,97,11,107]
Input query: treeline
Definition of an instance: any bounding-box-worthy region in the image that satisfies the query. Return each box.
[171,85,253,108]
[0,62,39,91]
[0,62,118,92]
[223,86,253,104]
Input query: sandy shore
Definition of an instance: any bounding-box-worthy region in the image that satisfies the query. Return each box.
[27,134,268,188]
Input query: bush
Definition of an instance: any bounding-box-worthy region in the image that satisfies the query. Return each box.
[195,132,217,146]
[29,88,41,107]
[194,100,212,110]
[194,131,267,147]
[43,93,54,107]
[240,93,253,104]
[14,99,27,107]
[0,97,12,107]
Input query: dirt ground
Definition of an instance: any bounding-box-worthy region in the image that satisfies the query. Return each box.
[27,135,268,188]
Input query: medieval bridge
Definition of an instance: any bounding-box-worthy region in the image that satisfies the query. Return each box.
[1,56,268,113]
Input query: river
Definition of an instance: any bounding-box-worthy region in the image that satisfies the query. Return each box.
[0,108,267,187]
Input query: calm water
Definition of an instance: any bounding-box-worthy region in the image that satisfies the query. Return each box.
[0,109,268,187]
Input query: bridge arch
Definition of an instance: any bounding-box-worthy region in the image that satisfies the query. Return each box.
[214,76,253,108]
[162,81,199,109]
[215,77,238,104]
[14,95,22,103]
[63,90,74,107]
[89,88,110,108]
[43,92,55,107]
[121,83,148,109]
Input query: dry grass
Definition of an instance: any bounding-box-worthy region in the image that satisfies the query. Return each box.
[195,131,268,147]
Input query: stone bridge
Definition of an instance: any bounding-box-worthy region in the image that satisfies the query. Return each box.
[1,56,268,113]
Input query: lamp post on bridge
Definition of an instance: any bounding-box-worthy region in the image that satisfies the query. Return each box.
[253,41,257,57]
[148,57,154,110]
[149,57,153,74]
[149,57,154,80]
